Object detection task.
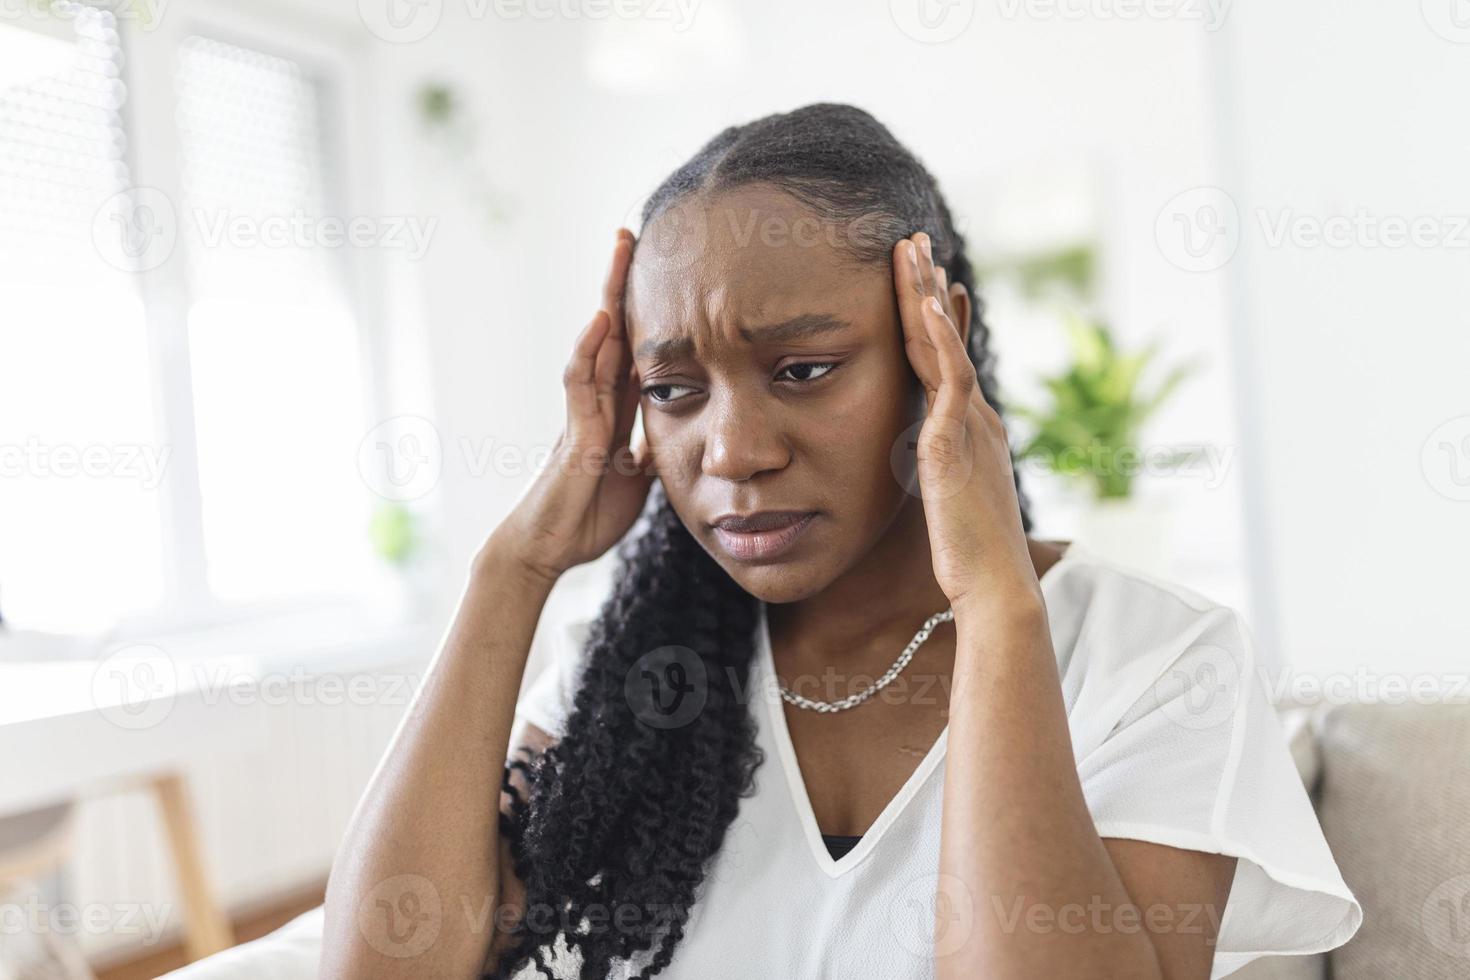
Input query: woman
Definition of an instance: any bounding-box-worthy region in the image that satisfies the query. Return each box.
[322,103,1360,979]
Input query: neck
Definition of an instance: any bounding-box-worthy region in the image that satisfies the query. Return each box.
[766,496,955,672]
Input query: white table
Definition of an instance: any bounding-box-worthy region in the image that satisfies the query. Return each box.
[0,653,264,960]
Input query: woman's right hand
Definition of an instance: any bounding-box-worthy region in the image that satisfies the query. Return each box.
[489,227,656,584]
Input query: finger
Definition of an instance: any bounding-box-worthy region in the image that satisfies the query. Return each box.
[923,295,976,423]
[594,230,636,396]
[611,359,641,453]
[612,362,655,478]
[566,309,613,429]
[894,238,943,393]
[926,262,982,418]
[934,265,957,323]
[914,232,939,300]
[601,227,635,318]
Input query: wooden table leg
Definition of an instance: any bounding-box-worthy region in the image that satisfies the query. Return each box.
[150,773,234,960]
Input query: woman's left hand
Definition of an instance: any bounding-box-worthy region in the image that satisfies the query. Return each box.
[892,231,1040,614]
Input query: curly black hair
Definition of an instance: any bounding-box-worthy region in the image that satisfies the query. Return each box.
[485,101,1034,980]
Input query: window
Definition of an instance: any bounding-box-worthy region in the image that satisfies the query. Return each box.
[173,36,375,606]
[0,5,387,635]
[0,8,164,632]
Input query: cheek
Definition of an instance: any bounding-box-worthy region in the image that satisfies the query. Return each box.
[823,371,922,506]
[640,408,705,492]
[796,386,914,491]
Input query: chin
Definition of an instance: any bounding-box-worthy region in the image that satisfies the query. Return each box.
[704,549,840,606]
[732,572,828,606]
[681,511,852,605]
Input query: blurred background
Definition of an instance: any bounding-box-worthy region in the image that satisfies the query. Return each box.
[1,0,1467,974]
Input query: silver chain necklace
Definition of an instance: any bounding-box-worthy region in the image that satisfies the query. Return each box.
[777,607,955,713]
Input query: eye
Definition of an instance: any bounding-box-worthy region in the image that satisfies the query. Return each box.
[641,361,841,407]
[641,381,697,406]
[776,361,839,385]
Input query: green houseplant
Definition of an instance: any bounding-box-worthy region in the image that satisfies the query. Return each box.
[1010,313,1203,501]
[368,500,421,567]
[368,500,440,622]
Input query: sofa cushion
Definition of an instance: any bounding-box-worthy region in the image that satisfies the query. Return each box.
[1314,702,1470,979]
[1221,951,1326,980]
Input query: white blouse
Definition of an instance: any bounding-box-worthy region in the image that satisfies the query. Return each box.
[511,541,1362,979]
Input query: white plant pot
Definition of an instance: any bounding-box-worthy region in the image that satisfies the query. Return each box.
[1073,493,1177,580]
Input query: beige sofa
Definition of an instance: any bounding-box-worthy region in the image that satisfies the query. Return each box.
[163,700,1470,979]
[1233,700,1470,979]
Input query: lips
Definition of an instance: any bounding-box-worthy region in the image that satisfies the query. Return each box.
[710,510,813,533]
[710,511,818,561]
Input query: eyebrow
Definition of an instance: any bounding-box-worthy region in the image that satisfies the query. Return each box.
[634,313,854,361]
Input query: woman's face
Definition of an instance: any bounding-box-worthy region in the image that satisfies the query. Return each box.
[625,184,946,604]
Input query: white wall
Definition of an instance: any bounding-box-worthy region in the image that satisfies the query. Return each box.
[1209,3,1470,677]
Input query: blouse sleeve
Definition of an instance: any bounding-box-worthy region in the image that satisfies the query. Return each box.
[512,612,595,740]
[1064,589,1362,978]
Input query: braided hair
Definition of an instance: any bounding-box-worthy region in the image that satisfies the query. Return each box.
[487,102,1033,980]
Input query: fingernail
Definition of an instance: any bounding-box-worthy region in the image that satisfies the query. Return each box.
[920,234,932,258]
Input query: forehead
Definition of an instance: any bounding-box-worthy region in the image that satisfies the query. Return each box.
[626,185,883,355]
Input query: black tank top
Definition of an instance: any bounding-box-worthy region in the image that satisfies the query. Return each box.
[821,833,863,860]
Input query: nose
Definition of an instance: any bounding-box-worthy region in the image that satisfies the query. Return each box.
[701,393,788,483]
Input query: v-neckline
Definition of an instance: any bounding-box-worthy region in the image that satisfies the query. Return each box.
[755,542,1082,879]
